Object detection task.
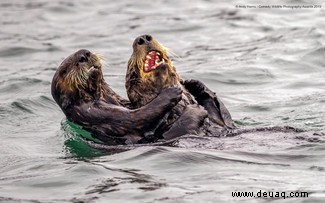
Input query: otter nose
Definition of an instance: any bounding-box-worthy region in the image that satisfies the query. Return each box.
[78,50,91,63]
[136,34,152,45]
[79,55,87,63]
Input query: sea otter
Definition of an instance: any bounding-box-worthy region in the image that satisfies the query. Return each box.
[51,49,188,145]
[126,35,235,139]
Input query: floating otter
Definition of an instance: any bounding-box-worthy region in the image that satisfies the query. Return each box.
[126,35,235,139]
[51,49,187,145]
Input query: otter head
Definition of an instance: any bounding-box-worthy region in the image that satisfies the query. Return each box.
[127,35,179,88]
[51,49,103,110]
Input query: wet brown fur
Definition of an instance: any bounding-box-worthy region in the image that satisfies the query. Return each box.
[126,37,188,108]
[52,49,183,145]
[126,35,235,136]
[126,36,208,139]
[126,36,197,123]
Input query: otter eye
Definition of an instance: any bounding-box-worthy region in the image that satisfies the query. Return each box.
[137,38,145,45]
[79,55,87,63]
[85,51,91,57]
[145,35,152,41]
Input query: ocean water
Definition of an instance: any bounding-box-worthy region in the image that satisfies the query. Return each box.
[1,0,325,202]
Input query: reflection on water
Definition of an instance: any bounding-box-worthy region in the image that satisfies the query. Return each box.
[0,0,325,202]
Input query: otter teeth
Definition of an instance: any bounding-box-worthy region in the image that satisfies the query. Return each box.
[143,51,166,72]
[87,66,95,73]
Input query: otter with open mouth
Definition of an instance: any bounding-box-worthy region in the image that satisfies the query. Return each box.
[126,35,235,139]
[51,49,184,145]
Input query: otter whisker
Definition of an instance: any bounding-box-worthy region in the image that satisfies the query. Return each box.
[159,44,181,61]
[75,75,81,87]
[102,62,110,71]
[80,69,88,87]
[94,52,107,67]
[94,53,105,60]
[167,49,182,61]
[65,67,89,90]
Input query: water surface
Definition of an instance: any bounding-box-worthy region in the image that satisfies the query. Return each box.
[0,0,325,202]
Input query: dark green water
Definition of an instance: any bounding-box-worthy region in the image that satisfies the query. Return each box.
[1,0,325,202]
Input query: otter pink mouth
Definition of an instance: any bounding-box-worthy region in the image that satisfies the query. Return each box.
[144,51,165,72]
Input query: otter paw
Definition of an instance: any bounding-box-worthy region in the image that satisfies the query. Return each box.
[89,68,100,80]
[160,87,182,106]
[184,104,208,122]
[196,105,209,120]
[183,79,206,97]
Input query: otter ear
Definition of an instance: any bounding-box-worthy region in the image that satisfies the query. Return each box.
[60,95,71,110]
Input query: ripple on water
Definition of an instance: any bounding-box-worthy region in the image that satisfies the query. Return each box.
[0,0,325,202]
[11,101,34,114]
[0,47,41,57]
[301,46,325,67]
[9,95,58,115]
[0,77,51,101]
[0,46,61,58]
